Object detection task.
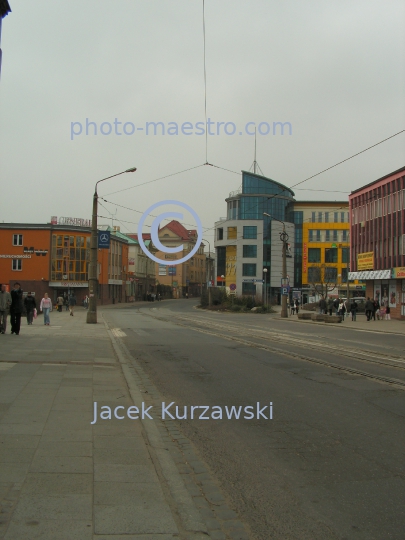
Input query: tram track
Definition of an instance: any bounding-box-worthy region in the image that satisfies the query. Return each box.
[136,308,405,389]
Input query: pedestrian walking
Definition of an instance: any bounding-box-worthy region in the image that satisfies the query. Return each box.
[24,292,36,325]
[10,282,23,335]
[350,300,358,321]
[385,305,391,320]
[319,295,327,314]
[0,284,12,334]
[40,293,52,325]
[83,295,89,309]
[333,298,340,315]
[64,295,69,311]
[68,293,76,316]
[56,295,64,312]
[338,300,345,320]
[294,298,300,314]
[365,297,374,321]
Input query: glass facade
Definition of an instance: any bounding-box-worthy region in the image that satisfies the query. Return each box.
[51,234,89,281]
[243,226,257,239]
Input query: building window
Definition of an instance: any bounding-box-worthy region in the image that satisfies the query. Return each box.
[333,230,338,242]
[342,230,348,242]
[325,267,337,281]
[318,212,323,223]
[325,230,330,242]
[334,212,338,223]
[316,230,321,241]
[324,212,329,223]
[311,212,315,223]
[307,267,319,283]
[12,259,22,271]
[12,234,23,246]
[325,248,338,263]
[340,212,345,223]
[243,245,257,258]
[242,282,256,295]
[243,226,257,239]
[227,227,237,240]
[341,268,348,282]
[308,248,321,263]
[242,263,256,276]
[309,230,314,242]
[342,248,349,263]
[217,228,223,241]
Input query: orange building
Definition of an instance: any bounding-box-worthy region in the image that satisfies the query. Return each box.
[0,222,130,305]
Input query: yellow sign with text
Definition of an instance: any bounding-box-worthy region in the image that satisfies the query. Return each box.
[357,251,374,270]
[225,245,237,286]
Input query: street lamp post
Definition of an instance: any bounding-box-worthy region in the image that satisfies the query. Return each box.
[263,268,268,307]
[263,213,288,318]
[202,238,212,306]
[221,274,225,287]
[87,167,137,324]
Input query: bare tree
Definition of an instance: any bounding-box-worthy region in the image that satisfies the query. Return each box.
[308,264,337,298]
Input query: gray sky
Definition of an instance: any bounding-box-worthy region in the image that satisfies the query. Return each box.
[1,0,404,245]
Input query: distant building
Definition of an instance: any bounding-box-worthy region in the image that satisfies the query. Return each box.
[349,166,405,319]
[0,221,132,306]
[153,220,206,298]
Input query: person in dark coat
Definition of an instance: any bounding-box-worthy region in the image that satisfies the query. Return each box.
[10,282,23,335]
[319,295,327,314]
[24,292,36,325]
[349,300,358,321]
[365,297,374,321]
[68,293,77,316]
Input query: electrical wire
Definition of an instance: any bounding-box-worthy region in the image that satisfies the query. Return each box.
[202,0,208,163]
[103,164,206,196]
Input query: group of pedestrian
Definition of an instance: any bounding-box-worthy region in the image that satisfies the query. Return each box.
[0,283,79,335]
[365,297,390,321]
[146,293,161,302]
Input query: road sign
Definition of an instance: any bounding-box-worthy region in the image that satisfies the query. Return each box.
[98,231,110,249]
[281,287,289,295]
[229,283,236,291]
[281,277,289,286]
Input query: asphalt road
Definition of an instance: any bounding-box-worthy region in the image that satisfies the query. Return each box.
[103,300,405,540]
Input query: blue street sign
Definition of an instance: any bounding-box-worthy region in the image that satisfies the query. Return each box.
[98,231,110,249]
[281,285,290,295]
[242,279,264,282]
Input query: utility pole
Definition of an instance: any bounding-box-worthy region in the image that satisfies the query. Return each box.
[87,167,136,323]
[263,212,288,318]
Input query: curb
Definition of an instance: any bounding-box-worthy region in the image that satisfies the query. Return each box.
[275,315,404,335]
[101,314,208,537]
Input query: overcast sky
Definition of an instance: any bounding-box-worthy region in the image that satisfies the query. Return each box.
[1,0,404,244]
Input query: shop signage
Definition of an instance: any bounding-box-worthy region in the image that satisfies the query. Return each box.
[303,243,307,273]
[242,279,264,282]
[51,216,91,227]
[108,279,122,285]
[357,251,374,270]
[49,281,88,288]
[98,231,110,249]
[23,247,48,256]
[0,254,32,259]
[349,270,391,280]
[392,267,405,279]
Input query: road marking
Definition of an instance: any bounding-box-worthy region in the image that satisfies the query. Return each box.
[111,328,127,338]
[0,362,17,371]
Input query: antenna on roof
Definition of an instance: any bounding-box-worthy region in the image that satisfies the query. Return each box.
[249,128,265,176]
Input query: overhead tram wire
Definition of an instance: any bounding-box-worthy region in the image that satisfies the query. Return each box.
[202,128,405,236]
[202,0,208,164]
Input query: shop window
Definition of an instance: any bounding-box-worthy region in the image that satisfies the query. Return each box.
[243,245,257,258]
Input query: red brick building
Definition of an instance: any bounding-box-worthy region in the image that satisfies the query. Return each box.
[348,166,405,319]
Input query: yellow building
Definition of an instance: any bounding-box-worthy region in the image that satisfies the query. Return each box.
[292,202,351,297]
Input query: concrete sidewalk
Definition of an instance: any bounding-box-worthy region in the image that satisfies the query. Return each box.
[0,308,248,539]
[270,305,405,334]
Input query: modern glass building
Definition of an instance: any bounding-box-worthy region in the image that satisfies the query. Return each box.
[216,171,295,301]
